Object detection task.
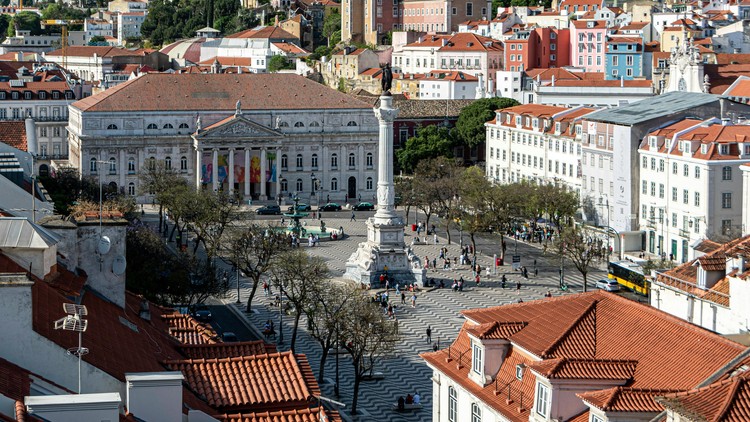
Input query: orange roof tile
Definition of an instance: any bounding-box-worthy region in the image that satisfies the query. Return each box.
[465,321,527,339]
[529,358,637,380]
[572,20,607,29]
[180,341,276,359]
[724,76,750,98]
[163,352,319,411]
[217,407,342,422]
[226,26,297,40]
[46,46,143,58]
[163,314,219,345]
[656,371,750,421]
[0,121,27,152]
[272,42,308,55]
[579,387,679,412]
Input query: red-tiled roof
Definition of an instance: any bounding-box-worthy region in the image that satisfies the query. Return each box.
[580,387,679,412]
[163,314,219,345]
[529,358,637,380]
[180,341,276,359]
[217,407,343,422]
[656,370,750,421]
[45,46,143,58]
[571,20,607,29]
[226,26,297,40]
[272,42,308,55]
[72,73,371,112]
[724,76,750,98]
[0,121,27,152]
[198,57,253,66]
[465,321,526,339]
[405,33,503,52]
[163,352,319,412]
[697,255,727,271]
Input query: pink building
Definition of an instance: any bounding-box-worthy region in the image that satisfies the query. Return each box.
[570,19,607,73]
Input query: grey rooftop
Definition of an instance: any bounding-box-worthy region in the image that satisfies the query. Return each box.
[584,91,718,126]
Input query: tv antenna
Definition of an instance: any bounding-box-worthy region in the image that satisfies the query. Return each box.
[54,303,89,394]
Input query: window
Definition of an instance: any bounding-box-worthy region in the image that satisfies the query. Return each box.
[128,158,136,174]
[471,403,481,422]
[179,123,189,129]
[296,178,303,192]
[448,387,457,422]
[672,187,677,202]
[366,152,373,168]
[331,153,338,168]
[90,158,97,173]
[659,159,665,172]
[281,178,288,192]
[281,154,288,169]
[683,164,689,177]
[723,166,732,180]
[310,121,320,127]
[472,342,483,374]
[535,383,550,417]
[148,157,156,170]
[516,364,524,380]
[294,121,304,127]
[366,177,373,190]
[40,127,48,138]
[128,182,135,196]
[650,158,656,170]
[466,2,473,15]
[673,162,678,174]
[650,182,656,196]
[695,192,700,207]
[683,189,689,204]
[346,121,358,126]
[109,157,117,174]
[180,156,188,171]
[147,123,157,129]
[642,181,648,194]
[695,166,700,178]
[107,124,118,130]
[659,184,664,198]
[165,156,172,170]
[296,154,303,169]
[592,415,604,422]
[330,177,338,191]
[163,123,173,129]
[311,154,318,169]
[722,192,732,208]
[642,156,647,168]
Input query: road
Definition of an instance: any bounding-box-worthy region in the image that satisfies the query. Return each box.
[204,297,259,342]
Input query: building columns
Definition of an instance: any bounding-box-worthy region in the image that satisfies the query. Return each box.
[212,149,218,192]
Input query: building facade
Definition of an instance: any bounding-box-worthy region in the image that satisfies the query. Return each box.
[504,27,570,72]
[67,73,378,204]
[605,37,644,80]
[570,20,607,73]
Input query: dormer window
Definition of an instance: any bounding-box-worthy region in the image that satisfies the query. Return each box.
[532,118,538,128]
[515,116,521,126]
[649,137,657,148]
[701,144,708,154]
[535,382,551,418]
[516,364,524,380]
[506,114,511,123]
[472,342,483,374]
[720,144,729,155]
[575,125,582,135]
[555,122,561,133]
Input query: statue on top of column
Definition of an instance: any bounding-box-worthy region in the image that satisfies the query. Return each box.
[380,63,393,96]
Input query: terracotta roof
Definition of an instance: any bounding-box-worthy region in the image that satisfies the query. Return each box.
[421,70,479,81]
[697,255,727,271]
[163,352,319,411]
[545,79,652,87]
[724,76,750,98]
[45,46,143,58]
[529,358,637,380]
[694,239,723,254]
[620,21,649,30]
[226,26,297,40]
[163,314,219,345]
[180,341,276,359]
[608,37,642,44]
[217,407,342,422]
[333,48,367,56]
[272,42,308,55]
[579,387,679,412]
[71,73,372,113]
[656,370,750,422]
[572,20,607,29]
[465,321,527,339]
[526,67,584,81]
[405,33,503,52]
[0,121,27,152]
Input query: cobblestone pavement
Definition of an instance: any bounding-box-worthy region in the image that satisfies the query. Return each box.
[216,210,607,422]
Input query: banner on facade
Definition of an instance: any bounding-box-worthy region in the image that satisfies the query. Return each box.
[250,156,261,183]
[200,151,212,184]
[266,152,276,182]
[234,150,245,184]
[217,152,228,184]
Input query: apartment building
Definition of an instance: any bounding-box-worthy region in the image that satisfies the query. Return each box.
[570,20,608,73]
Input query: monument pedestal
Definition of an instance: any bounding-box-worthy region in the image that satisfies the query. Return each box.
[344,95,425,287]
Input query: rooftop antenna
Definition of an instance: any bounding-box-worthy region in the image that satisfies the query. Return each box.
[54,303,89,394]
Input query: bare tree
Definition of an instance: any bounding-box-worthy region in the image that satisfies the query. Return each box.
[138,161,182,230]
[183,190,238,259]
[340,293,399,414]
[229,225,291,312]
[270,249,328,353]
[557,225,599,292]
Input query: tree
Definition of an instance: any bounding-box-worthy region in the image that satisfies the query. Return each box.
[457,166,495,261]
[267,54,294,72]
[139,161,183,231]
[557,225,599,292]
[341,294,399,414]
[0,15,11,42]
[396,125,455,173]
[394,176,417,225]
[88,35,106,45]
[39,167,98,216]
[454,97,519,148]
[323,12,340,47]
[229,225,291,312]
[270,249,327,353]
[181,190,238,259]
[9,12,42,37]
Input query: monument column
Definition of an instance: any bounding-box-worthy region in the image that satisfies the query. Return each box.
[195,148,201,188]
[212,149,219,192]
[260,148,267,198]
[244,149,251,197]
[373,96,398,221]
[228,148,235,196]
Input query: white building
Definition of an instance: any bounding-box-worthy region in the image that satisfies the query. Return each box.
[44,46,144,82]
[117,11,148,44]
[417,70,479,100]
[638,118,750,262]
[392,32,503,92]
[651,235,750,335]
[199,26,304,73]
[456,13,523,39]
[484,104,593,190]
[67,72,378,204]
[84,18,115,39]
[0,30,60,54]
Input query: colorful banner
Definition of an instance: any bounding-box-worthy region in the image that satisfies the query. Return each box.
[250,156,261,183]
[201,151,212,184]
[217,153,229,184]
[234,151,245,184]
[266,152,276,182]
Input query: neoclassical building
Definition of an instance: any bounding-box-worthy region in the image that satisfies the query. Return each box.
[67,73,379,204]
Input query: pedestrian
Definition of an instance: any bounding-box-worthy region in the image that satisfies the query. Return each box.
[534,267,538,277]
[432,342,439,352]
[401,291,406,304]
[312,211,316,219]
[516,280,521,291]
[486,266,491,277]
[434,233,439,244]
[475,274,480,284]
[326,194,330,203]
[345,194,348,203]
[394,317,399,334]
[432,258,436,269]
[350,211,356,222]
[411,293,417,308]
[358,194,362,202]
[426,326,432,343]
[263,281,269,296]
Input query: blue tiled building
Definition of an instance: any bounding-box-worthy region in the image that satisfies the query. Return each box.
[605,37,644,80]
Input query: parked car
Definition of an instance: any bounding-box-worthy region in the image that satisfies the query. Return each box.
[191,304,212,322]
[256,205,281,215]
[596,278,620,292]
[287,203,312,212]
[353,202,375,211]
[319,203,342,211]
[222,332,238,342]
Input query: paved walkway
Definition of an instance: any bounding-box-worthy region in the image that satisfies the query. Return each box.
[212,211,607,421]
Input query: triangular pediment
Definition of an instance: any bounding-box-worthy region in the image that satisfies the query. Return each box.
[195,115,283,139]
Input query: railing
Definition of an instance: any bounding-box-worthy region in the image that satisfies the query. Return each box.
[0,115,68,122]
[36,153,68,160]
[679,228,691,238]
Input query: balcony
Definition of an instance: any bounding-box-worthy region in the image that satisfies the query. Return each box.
[36,153,69,160]
[679,228,691,238]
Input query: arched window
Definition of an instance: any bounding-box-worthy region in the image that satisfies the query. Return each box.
[331,177,338,191]
[90,158,97,173]
[310,121,320,127]
[109,157,116,174]
[366,152,373,168]
[471,403,481,422]
[148,156,156,170]
[296,178,303,192]
[311,154,318,169]
[366,177,373,190]
[294,121,304,127]
[331,153,338,168]
[179,123,189,129]
[180,156,188,171]
[296,154,303,169]
[347,121,358,126]
[128,182,135,196]
[163,123,174,129]
[128,158,135,174]
[448,387,457,422]
[280,178,288,192]
[147,123,157,129]
[348,153,356,168]
[279,121,289,127]
[281,154,288,169]
[165,156,172,170]
[107,124,118,130]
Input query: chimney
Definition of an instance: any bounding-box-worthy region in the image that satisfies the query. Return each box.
[26,393,121,421]
[25,116,37,155]
[620,75,624,87]
[74,216,128,308]
[126,372,184,422]
[139,299,151,321]
[551,75,555,86]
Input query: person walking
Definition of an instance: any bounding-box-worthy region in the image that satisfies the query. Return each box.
[350,211,356,222]
[433,233,438,244]
[401,291,406,304]
[516,280,521,291]
[411,293,417,308]
[426,326,432,343]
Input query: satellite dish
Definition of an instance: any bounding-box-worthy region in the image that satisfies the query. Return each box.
[112,255,127,276]
[98,236,111,255]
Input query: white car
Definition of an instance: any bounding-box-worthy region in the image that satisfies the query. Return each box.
[596,278,620,292]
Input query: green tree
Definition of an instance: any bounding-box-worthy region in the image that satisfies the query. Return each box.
[88,35,106,45]
[9,12,42,37]
[138,161,183,231]
[41,3,87,22]
[323,12,340,47]
[396,125,456,173]
[454,97,519,148]
[267,54,294,72]
[0,15,11,42]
